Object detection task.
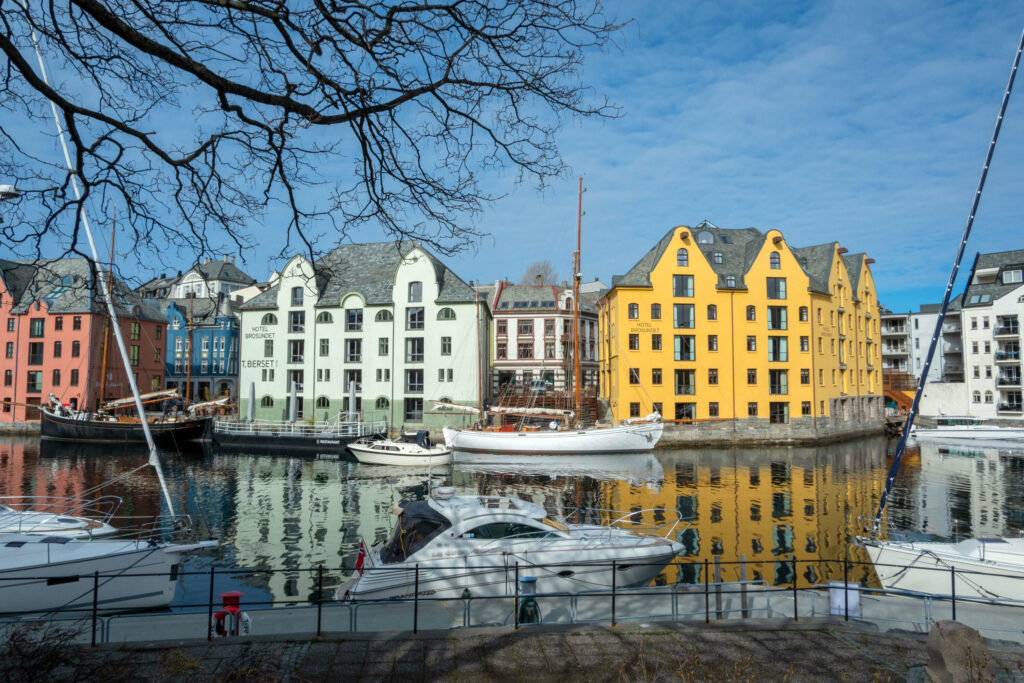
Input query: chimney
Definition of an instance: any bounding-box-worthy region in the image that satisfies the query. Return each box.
[160,273,166,279]
[177,270,182,277]
[224,255,230,262]
[534,273,543,286]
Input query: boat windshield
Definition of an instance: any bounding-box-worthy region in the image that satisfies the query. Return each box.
[379,501,451,564]
[540,517,568,532]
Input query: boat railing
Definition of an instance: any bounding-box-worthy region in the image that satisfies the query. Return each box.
[213,418,387,437]
[854,516,928,544]
[0,495,123,531]
[98,513,200,543]
[557,506,685,543]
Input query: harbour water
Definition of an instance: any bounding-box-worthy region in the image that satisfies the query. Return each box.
[2,435,1023,611]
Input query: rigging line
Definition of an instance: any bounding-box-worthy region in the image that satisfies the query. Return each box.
[19,0,176,518]
[874,25,1024,526]
[78,463,152,497]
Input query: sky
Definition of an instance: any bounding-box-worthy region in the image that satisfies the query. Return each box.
[5,1,1024,314]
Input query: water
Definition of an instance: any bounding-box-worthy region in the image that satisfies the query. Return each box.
[2,435,1023,608]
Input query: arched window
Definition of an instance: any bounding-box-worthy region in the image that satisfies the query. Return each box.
[375,397,390,410]
[261,313,277,325]
[408,281,422,302]
[972,391,981,404]
[677,248,688,267]
[707,304,717,321]
[316,396,330,409]
[316,311,333,323]
[260,396,274,407]
[799,306,808,322]
[746,305,756,321]
[437,307,456,320]
[375,310,393,322]
[291,286,303,306]
[770,252,781,269]
[697,231,714,244]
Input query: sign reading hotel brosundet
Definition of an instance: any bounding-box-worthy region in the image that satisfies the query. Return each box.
[244,325,275,339]
[629,322,658,333]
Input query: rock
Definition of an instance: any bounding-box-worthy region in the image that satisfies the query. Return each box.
[926,620,994,682]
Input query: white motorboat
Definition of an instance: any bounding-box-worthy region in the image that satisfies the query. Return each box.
[0,496,121,537]
[442,413,663,455]
[0,533,216,615]
[348,434,452,466]
[336,491,683,601]
[859,534,1024,602]
[910,416,1024,446]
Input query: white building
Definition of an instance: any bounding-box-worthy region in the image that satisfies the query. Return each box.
[238,242,490,430]
[960,250,1024,419]
[908,301,964,383]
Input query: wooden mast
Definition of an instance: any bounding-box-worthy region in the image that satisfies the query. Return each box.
[573,176,582,425]
[185,290,194,404]
[98,206,116,406]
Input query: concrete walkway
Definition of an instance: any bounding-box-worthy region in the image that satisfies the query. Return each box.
[7,618,1024,682]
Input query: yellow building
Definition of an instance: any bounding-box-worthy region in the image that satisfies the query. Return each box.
[599,222,882,425]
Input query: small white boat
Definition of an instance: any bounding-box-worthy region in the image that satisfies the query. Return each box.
[442,413,663,455]
[347,433,452,466]
[0,496,121,538]
[859,534,1024,602]
[910,416,1024,446]
[336,490,683,601]
[0,532,216,615]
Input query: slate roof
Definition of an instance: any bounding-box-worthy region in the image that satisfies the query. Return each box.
[1,258,164,321]
[789,243,837,296]
[841,253,866,300]
[160,296,241,325]
[190,259,255,285]
[240,241,479,311]
[492,284,597,314]
[961,249,1024,308]
[137,274,178,298]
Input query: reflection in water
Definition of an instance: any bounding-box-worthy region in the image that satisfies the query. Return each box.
[3,435,1024,605]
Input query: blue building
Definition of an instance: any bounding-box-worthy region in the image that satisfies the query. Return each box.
[160,296,242,402]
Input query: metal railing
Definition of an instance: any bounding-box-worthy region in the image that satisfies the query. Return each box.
[0,495,122,534]
[213,418,387,437]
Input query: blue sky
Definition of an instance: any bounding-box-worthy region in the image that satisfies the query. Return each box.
[413,1,1024,313]
[5,1,1024,314]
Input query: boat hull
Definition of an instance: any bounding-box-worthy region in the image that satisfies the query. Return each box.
[40,410,210,445]
[442,421,663,455]
[213,430,374,455]
[347,444,452,466]
[0,537,212,615]
[911,426,1024,445]
[863,538,1024,601]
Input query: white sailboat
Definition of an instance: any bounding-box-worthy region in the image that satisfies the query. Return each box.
[0,496,120,537]
[0,29,215,615]
[910,416,1024,446]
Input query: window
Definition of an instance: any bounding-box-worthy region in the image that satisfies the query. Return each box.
[406,370,424,393]
[983,317,990,329]
[437,307,456,321]
[651,303,661,319]
[652,368,663,385]
[746,335,756,352]
[651,334,662,350]
[53,341,62,358]
[769,369,788,395]
[497,343,507,359]
[673,303,695,329]
[628,334,640,350]
[517,319,533,335]
[629,368,640,385]
[517,342,534,359]
[713,252,724,264]
[652,402,663,416]
[971,317,978,330]
[1003,269,1023,284]
[672,274,694,297]
[767,306,787,330]
[128,345,139,367]
[441,336,452,355]
[319,338,330,357]
[344,369,362,391]
[707,304,717,320]
[677,248,689,266]
[261,395,274,407]
[800,369,810,384]
[375,310,393,322]
[405,338,424,362]
[51,369,61,386]
[984,341,991,354]
[800,336,809,352]
[768,336,788,362]
[29,318,44,337]
[346,339,362,362]
[376,397,390,409]
[745,305,756,322]
[674,369,695,395]
[6,318,13,332]
[25,371,42,393]
[289,339,305,363]
[673,335,695,361]
[261,313,278,325]
[315,396,330,409]
[766,277,786,299]
[769,252,781,269]
[54,316,63,331]
[628,303,639,319]
[496,319,507,335]
[376,369,390,382]
[379,337,389,356]
[346,309,363,331]
[289,311,305,333]
[726,275,737,287]
[798,306,808,322]
[801,401,811,416]
[72,316,81,330]
[630,402,641,417]
[819,369,824,385]
[315,311,333,324]
[406,307,424,330]
[408,281,422,302]
[747,402,758,417]
[291,287,303,306]
[438,368,446,382]
[769,402,789,424]
[675,402,696,421]
[985,391,994,404]
[708,368,718,385]
[4,370,11,386]
[747,368,757,384]
[972,341,978,354]
[708,334,718,351]
[70,369,79,386]
[544,319,555,335]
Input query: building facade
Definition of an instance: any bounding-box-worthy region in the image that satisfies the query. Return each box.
[1,258,165,422]
[488,281,599,394]
[238,242,490,429]
[161,297,241,402]
[599,222,882,426]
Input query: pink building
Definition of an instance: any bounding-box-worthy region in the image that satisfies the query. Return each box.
[1,258,166,423]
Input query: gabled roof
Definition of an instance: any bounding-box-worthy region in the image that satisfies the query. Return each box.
[241,241,479,311]
[841,253,866,300]
[160,296,240,325]
[0,258,38,306]
[789,243,836,296]
[961,248,1024,308]
[492,284,597,314]
[186,259,256,285]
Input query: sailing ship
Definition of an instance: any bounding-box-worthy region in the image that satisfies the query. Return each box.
[443,178,663,455]
[39,389,212,444]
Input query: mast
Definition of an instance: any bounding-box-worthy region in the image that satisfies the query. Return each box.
[98,206,116,404]
[475,282,483,421]
[573,176,583,423]
[186,291,194,405]
[24,14,176,518]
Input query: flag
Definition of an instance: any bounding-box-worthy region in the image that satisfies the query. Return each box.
[355,540,366,576]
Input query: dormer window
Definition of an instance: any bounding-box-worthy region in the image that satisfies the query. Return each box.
[697,231,713,244]
[713,252,724,264]
[1003,269,1023,284]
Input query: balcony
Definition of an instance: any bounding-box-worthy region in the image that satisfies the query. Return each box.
[942,341,962,354]
[995,325,1021,337]
[881,326,907,336]
[941,323,961,335]
[995,350,1021,363]
[998,403,1024,413]
[997,374,1022,387]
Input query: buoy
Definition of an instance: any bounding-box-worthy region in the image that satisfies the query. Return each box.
[209,590,252,637]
